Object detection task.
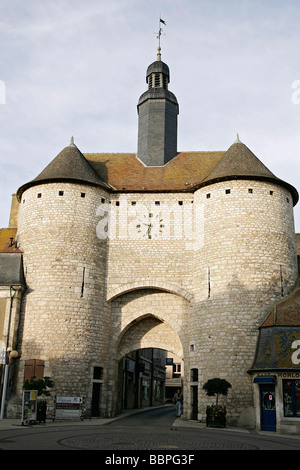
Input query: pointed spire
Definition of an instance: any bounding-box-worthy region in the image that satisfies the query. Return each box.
[69,136,76,147]
[157,46,161,61]
[234,133,241,143]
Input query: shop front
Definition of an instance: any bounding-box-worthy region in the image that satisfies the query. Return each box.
[249,287,300,434]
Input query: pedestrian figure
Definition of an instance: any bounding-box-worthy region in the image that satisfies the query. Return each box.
[173,389,183,417]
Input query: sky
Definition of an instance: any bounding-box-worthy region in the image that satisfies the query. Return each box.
[0,0,299,232]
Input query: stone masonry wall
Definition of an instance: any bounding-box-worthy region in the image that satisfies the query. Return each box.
[192,179,298,424]
[12,176,298,423]
[16,182,111,411]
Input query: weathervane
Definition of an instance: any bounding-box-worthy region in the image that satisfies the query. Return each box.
[157,18,166,60]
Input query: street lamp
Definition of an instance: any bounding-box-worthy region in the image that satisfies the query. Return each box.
[0,286,17,419]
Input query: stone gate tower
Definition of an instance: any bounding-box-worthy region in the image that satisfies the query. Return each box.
[1,38,299,430]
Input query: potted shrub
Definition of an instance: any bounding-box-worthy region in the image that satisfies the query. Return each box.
[202,378,231,428]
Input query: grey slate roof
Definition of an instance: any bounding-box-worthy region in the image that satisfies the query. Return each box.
[250,326,300,371]
[202,140,276,182]
[17,140,110,200]
[200,139,299,204]
[137,88,178,107]
[146,60,170,79]
[16,137,298,205]
[0,253,25,286]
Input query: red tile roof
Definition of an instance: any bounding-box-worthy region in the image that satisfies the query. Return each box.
[0,228,22,253]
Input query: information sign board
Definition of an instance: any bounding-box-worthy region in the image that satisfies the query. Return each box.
[55,396,83,420]
[21,390,38,424]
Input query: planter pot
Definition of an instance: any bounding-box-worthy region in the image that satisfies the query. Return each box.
[206,406,226,428]
[37,404,47,423]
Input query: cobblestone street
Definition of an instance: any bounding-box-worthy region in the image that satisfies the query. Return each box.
[1,406,300,454]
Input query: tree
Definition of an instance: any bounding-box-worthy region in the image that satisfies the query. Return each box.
[23,376,54,397]
[202,378,232,405]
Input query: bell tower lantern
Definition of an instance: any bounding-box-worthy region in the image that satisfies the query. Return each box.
[137,25,179,166]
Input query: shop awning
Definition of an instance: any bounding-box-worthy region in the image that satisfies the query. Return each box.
[253,376,276,384]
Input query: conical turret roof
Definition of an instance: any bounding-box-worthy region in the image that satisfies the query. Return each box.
[199,136,298,204]
[17,138,109,200]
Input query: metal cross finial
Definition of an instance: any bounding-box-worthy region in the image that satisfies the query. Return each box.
[157,18,166,60]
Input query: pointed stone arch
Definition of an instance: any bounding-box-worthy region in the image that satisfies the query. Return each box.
[116,313,183,361]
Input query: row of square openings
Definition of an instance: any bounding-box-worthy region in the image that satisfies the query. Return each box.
[206,189,290,203]
[111,200,193,206]
[23,191,87,203]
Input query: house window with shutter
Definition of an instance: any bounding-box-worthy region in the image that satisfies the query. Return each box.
[24,359,45,381]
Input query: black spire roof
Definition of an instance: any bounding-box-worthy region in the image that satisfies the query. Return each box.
[17,138,110,201]
[199,136,299,204]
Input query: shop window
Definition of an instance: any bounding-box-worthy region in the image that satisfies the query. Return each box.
[172,363,181,378]
[283,379,300,417]
[24,359,44,381]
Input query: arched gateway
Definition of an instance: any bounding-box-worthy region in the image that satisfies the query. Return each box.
[107,287,189,417]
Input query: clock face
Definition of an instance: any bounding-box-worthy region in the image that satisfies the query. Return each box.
[136,213,164,239]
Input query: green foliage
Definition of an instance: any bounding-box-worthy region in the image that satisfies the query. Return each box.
[23,376,54,397]
[202,378,232,405]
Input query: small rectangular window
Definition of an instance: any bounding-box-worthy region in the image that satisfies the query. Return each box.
[155,201,160,205]
[206,193,210,199]
[248,188,253,193]
[37,193,42,198]
[93,366,103,380]
[81,192,85,198]
[178,201,183,205]
[59,191,64,196]
[191,368,198,382]
[131,201,136,205]
[101,198,105,203]
[225,189,231,194]
[270,191,273,196]
[115,201,120,206]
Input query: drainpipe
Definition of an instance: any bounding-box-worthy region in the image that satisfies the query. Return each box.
[0,286,16,419]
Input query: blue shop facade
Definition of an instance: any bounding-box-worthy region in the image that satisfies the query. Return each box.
[250,287,300,434]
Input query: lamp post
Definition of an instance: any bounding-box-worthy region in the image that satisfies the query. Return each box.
[0,286,17,419]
